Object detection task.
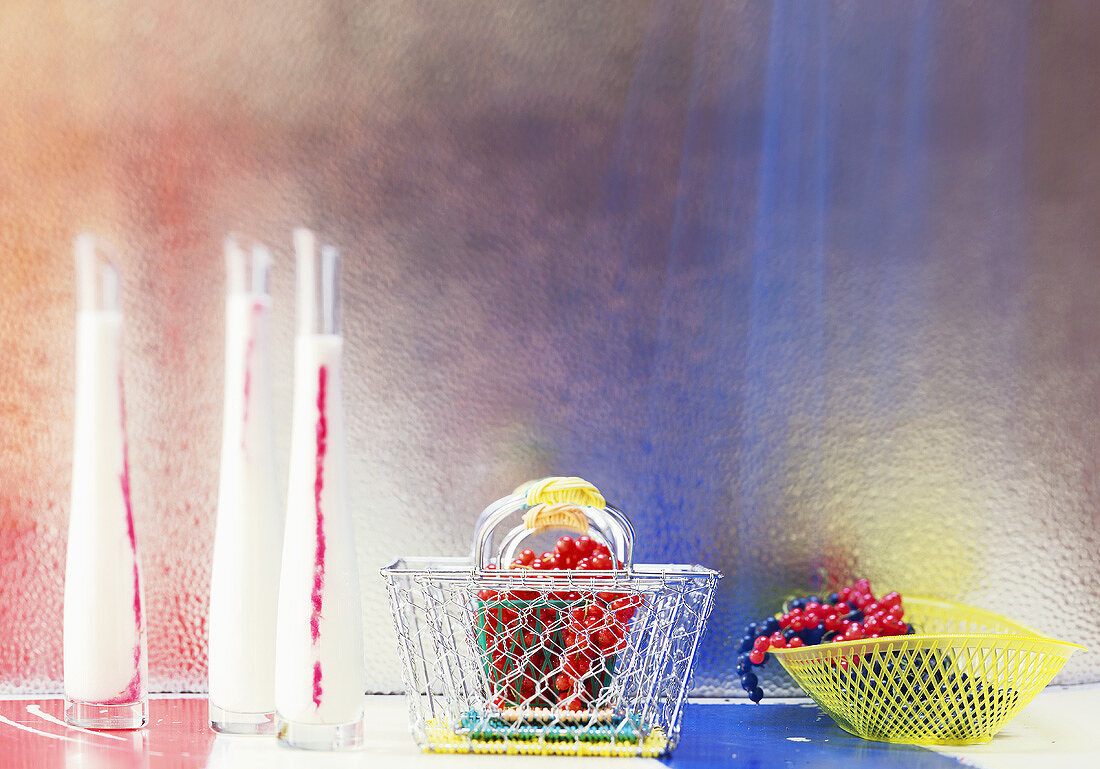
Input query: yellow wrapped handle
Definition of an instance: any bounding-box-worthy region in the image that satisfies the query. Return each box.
[522,503,589,534]
[514,476,606,509]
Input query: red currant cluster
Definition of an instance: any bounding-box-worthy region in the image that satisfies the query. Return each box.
[508,535,619,571]
[476,535,641,712]
[738,579,914,702]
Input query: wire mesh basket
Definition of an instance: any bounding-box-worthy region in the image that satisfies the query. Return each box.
[771,597,1085,745]
[381,478,721,757]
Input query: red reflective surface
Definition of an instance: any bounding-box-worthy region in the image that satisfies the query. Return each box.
[0,697,212,769]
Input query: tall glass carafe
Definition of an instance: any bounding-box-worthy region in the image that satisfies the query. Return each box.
[208,237,283,733]
[274,229,366,750]
[64,234,147,729]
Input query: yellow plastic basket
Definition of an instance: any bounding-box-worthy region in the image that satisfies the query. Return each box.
[770,597,1085,745]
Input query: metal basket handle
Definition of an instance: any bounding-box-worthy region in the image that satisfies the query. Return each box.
[471,477,635,572]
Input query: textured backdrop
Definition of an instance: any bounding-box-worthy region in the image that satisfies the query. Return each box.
[1,0,1098,696]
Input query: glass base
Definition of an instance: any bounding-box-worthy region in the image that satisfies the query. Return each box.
[275,712,365,750]
[65,698,147,730]
[209,702,275,734]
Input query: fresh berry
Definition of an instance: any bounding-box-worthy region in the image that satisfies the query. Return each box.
[555,536,575,561]
[843,623,864,641]
[735,580,917,704]
[591,552,613,570]
[575,536,596,558]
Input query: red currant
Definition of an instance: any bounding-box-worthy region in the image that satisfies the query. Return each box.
[769,632,786,649]
[583,604,607,626]
[883,618,907,636]
[833,601,850,615]
[562,696,586,712]
[556,535,576,558]
[517,549,536,566]
[843,623,864,641]
[575,536,596,558]
[749,649,766,665]
[566,652,591,676]
[555,673,573,691]
[787,637,804,648]
[753,635,771,652]
[597,623,626,649]
[880,591,902,609]
[591,553,613,570]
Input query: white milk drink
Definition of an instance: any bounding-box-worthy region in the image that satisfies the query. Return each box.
[274,229,366,749]
[208,238,283,733]
[64,234,148,729]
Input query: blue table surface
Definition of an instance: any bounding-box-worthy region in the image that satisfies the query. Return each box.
[666,702,964,768]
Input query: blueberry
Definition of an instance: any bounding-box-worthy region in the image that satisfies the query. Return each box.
[783,629,796,641]
[736,657,751,675]
[749,686,764,703]
[789,598,805,610]
[739,636,754,653]
[808,596,820,604]
[747,622,759,635]
[827,592,839,604]
[740,672,758,689]
[763,617,780,635]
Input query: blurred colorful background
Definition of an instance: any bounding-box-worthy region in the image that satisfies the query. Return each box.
[1,0,1098,696]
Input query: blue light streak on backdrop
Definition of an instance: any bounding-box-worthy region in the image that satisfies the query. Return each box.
[582,0,1049,693]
